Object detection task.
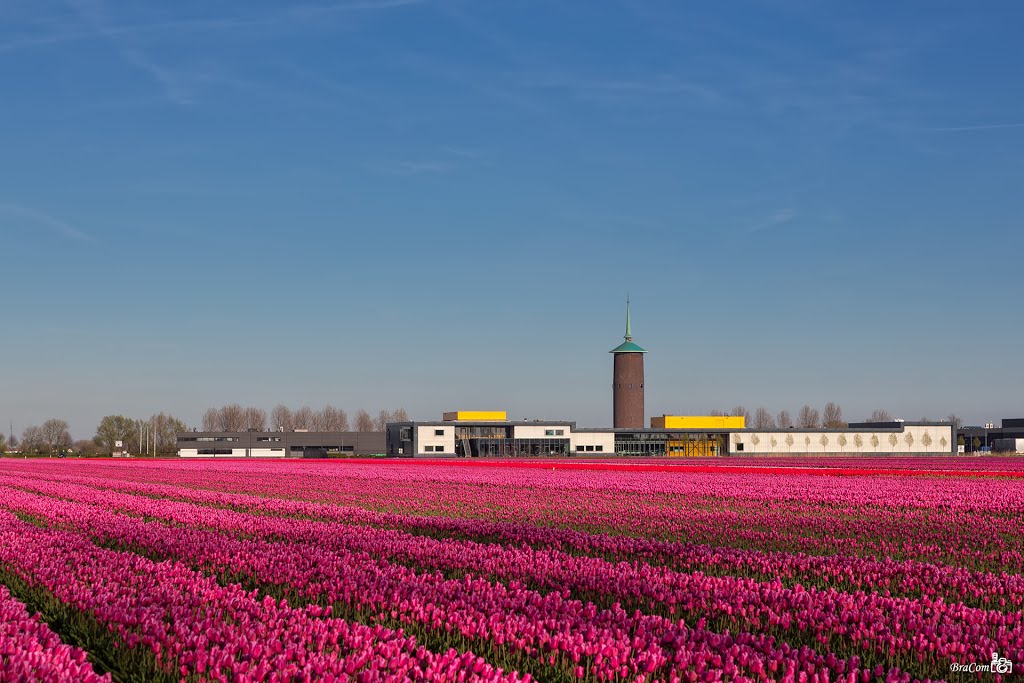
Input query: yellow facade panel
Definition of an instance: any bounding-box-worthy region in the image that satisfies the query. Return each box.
[651,415,745,430]
[442,411,508,422]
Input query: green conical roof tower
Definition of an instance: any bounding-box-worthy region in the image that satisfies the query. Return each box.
[610,297,646,353]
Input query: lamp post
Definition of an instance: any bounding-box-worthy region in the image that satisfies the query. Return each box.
[985,422,994,451]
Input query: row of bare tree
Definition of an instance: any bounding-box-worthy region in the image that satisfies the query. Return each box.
[707,403,847,428]
[709,404,962,430]
[3,419,73,455]
[200,404,410,433]
[2,414,191,456]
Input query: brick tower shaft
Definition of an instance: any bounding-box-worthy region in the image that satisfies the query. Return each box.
[613,352,645,428]
[610,298,647,429]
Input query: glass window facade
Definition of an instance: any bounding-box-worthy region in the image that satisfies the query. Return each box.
[613,432,727,457]
[457,437,570,457]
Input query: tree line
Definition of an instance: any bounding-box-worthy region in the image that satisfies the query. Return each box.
[1,412,189,456]
[1,419,73,456]
[200,404,410,433]
[707,403,962,430]
[2,405,411,457]
[2,404,967,457]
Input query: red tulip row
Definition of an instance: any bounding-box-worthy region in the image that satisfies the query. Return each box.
[0,508,524,682]
[0,486,917,683]
[7,471,1022,614]
[7,460,1023,575]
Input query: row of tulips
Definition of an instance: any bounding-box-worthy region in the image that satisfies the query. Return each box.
[4,459,1022,682]
[0,508,525,682]
[3,481,1019,681]
[7,461,1024,575]
[0,584,109,682]
[28,457,1022,513]
[7,470,1022,613]
[0,486,920,683]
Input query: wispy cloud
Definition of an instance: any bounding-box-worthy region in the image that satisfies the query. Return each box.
[391,51,548,115]
[372,146,488,176]
[2,0,426,53]
[523,74,722,106]
[748,208,798,234]
[925,122,1024,132]
[64,0,197,104]
[374,160,454,175]
[439,146,483,160]
[0,203,93,241]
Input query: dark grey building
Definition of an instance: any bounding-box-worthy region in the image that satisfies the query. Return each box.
[177,430,385,458]
[958,418,1024,452]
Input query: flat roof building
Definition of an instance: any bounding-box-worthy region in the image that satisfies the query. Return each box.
[177,430,385,458]
[386,412,955,457]
[958,418,1024,452]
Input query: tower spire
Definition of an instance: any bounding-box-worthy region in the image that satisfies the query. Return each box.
[625,295,632,340]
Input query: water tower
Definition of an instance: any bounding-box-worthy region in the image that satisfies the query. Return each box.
[610,299,646,428]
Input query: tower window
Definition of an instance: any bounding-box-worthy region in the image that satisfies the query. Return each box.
[629,384,633,389]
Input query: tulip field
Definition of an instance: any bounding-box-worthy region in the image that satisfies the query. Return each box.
[0,458,1022,682]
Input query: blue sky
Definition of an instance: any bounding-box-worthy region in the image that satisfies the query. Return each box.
[3,0,1022,438]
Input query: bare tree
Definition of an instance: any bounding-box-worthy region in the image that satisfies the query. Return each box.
[0,433,7,454]
[373,409,393,431]
[946,413,963,431]
[243,406,267,431]
[292,406,315,430]
[316,405,349,432]
[354,409,374,432]
[201,408,220,432]
[797,405,820,428]
[392,408,409,422]
[869,409,892,422]
[776,409,793,429]
[752,407,775,429]
[730,406,750,425]
[150,413,188,453]
[822,402,845,428]
[218,404,245,431]
[312,407,329,432]
[708,409,725,417]
[270,405,293,432]
[40,419,72,455]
